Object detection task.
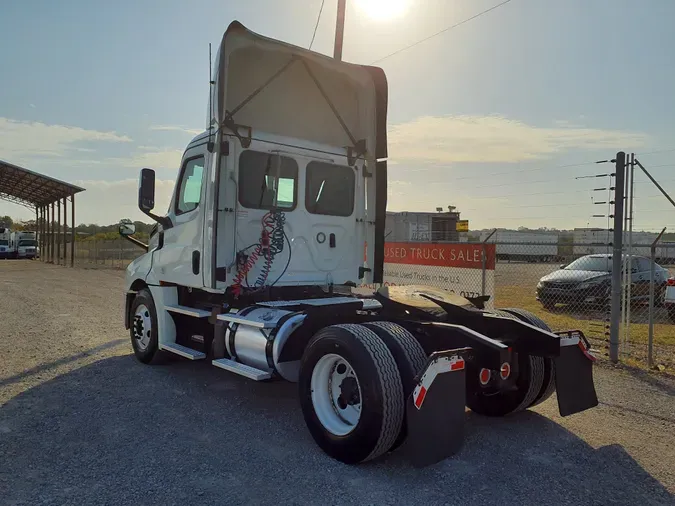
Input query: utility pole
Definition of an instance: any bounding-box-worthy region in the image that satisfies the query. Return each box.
[609,152,626,363]
[334,0,346,60]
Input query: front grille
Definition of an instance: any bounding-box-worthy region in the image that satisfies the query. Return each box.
[543,281,576,290]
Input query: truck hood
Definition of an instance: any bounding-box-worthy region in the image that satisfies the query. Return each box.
[210,21,388,160]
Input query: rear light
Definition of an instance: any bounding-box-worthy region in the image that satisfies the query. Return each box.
[500,362,511,380]
[479,368,491,386]
[667,278,675,286]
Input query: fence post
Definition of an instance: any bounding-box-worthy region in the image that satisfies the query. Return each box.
[609,152,626,364]
[648,228,666,368]
[481,229,497,297]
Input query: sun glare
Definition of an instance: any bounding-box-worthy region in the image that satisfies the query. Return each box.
[354,0,409,21]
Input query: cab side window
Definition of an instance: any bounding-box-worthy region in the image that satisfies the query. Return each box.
[176,156,205,215]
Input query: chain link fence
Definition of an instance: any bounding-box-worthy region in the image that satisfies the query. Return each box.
[71,238,145,269]
[51,234,674,369]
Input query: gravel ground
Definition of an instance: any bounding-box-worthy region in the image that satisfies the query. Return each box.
[1,261,674,506]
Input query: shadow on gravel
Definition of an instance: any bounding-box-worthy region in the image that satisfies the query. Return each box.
[0,339,127,388]
[1,355,672,506]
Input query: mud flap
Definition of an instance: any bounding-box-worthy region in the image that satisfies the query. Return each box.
[554,332,598,416]
[403,349,469,467]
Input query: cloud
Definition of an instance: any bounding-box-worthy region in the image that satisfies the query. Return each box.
[150,125,202,136]
[29,104,36,109]
[71,178,176,225]
[387,115,648,164]
[0,117,131,161]
[107,148,183,171]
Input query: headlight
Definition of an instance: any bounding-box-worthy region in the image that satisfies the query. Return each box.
[537,281,543,289]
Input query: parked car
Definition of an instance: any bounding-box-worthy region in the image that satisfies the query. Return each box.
[536,254,670,310]
[666,277,675,323]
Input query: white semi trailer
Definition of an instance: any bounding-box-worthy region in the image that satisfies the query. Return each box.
[0,227,10,259]
[120,21,598,466]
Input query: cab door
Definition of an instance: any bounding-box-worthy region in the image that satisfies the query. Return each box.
[152,147,207,288]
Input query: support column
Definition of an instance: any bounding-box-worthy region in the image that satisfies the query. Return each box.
[71,195,75,267]
[51,202,55,263]
[56,200,61,265]
[45,205,49,262]
[62,197,67,264]
[44,205,48,262]
[37,206,41,261]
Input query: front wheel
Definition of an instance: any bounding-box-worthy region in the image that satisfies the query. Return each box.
[298,324,405,464]
[129,288,162,364]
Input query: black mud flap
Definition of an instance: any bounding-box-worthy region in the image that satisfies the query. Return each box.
[402,348,469,467]
[554,332,599,416]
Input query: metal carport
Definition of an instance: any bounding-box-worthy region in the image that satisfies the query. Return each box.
[0,159,85,266]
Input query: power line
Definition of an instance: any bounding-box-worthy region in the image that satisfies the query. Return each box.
[635,148,675,157]
[403,160,596,181]
[370,0,513,65]
[309,0,326,50]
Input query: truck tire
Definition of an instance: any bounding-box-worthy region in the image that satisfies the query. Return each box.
[499,308,556,408]
[129,288,163,364]
[466,310,546,417]
[362,321,427,449]
[298,324,405,464]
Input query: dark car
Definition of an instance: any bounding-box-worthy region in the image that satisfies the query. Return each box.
[536,254,670,310]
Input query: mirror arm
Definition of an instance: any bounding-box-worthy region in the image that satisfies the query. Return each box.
[122,234,149,252]
[141,210,172,230]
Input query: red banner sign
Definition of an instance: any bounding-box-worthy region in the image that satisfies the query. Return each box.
[384,242,496,270]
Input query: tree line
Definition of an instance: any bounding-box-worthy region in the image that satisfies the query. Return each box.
[0,216,154,242]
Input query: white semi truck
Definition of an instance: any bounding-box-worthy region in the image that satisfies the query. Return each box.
[0,227,10,259]
[10,230,38,259]
[120,21,598,466]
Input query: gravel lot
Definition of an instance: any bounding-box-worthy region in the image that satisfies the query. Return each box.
[1,261,674,506]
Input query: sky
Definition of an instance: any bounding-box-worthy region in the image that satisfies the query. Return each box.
[1,0,674,232]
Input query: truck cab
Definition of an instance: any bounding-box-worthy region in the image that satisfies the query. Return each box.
[11,231,38,259]
[125,21,387,297]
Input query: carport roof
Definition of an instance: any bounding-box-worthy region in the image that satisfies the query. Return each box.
[0,159,85,209]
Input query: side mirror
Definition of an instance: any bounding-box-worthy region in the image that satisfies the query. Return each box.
[136,168,172,229]
[119,220,136,237]
[138,168,156,212]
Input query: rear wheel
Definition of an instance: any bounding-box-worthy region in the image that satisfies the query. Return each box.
[299,324,405,464]
[362,321,427,449]
[466,309,548,417]
[499,308,556,408]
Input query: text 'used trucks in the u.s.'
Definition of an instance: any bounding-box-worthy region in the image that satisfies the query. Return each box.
[118,21,598,467]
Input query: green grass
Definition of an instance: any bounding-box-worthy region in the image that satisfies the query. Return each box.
[494,284,675,371]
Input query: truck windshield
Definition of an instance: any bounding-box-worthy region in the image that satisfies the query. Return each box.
[18,240,37,247]
[0,240,8,246]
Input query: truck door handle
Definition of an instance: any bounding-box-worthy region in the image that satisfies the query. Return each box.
[329,233,336,248]
[192,250,200,275]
